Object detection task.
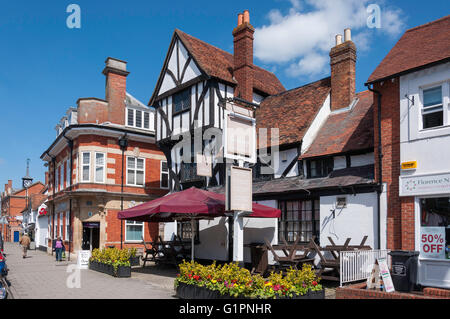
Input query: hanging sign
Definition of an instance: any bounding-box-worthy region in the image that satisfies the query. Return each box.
[196,153,212,177]
[229,166,252,212]
[39,207,48,216]
[420,227,446,259]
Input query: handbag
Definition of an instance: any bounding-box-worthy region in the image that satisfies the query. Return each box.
[62,251,66,259]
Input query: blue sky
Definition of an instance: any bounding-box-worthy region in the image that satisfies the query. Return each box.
[0,0,448,190]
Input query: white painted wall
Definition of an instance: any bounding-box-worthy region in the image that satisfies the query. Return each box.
[274,148,298,178]
[334,156,347,170]
[320,192,378,249]
[301,94,331,154]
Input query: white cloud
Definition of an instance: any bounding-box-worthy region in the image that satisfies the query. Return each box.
[254,0,406,78]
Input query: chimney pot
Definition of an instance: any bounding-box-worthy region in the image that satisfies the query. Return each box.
[344,28,351,42]
[238,13,244,26]
[336,34,343,46]
[243,10,250,24]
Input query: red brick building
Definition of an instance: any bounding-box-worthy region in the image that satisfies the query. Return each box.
[41,57,168,257]
[367,16,450,288]
[1,180,46,242]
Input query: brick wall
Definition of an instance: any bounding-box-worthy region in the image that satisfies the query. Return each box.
[336,282,450,299]
[374,78,416,250]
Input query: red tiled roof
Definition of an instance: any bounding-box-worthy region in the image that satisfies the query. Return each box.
[31,194,47,210]
[300,90,374,159]
[176,29,285,96]
[367,15,450,83]
[256,77,331,148]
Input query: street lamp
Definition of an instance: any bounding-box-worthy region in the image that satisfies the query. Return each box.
[118,135,128,249]
[22,159,33,237]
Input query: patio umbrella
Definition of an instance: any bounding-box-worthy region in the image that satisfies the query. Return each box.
[117,187,281,261]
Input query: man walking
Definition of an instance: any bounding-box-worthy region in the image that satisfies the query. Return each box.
[19,232,31,259]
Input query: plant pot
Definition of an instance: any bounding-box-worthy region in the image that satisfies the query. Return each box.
[115,265,131,278]
[130,256,140,267]
[308,289,325,299]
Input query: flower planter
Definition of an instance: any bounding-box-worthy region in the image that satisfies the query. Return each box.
[175,283,324,299]
[130,256,140,267]
[115,265,131,278]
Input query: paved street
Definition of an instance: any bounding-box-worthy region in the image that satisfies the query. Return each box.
[3,242,176,299]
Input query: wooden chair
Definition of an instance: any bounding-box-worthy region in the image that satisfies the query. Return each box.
[141,236,158,268]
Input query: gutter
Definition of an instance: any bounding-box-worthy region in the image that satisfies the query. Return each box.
[366,83,382,250]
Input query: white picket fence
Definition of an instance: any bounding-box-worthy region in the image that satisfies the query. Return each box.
[339,250,391,286]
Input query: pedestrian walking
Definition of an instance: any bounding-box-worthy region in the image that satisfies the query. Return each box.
[19,233,31,259]
[54,237,64,262]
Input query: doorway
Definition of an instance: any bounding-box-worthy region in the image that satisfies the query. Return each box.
[13,231,19,242]
[82,222,100,251]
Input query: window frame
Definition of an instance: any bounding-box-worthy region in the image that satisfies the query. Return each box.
[94,152,106,184]
[126,156,146,187]
[66,158,71,188]
[81,152,91,182]
[307,158,334,179]
[173,88,191,115]
[160,160,169,189]
[278,199,320,244]
[126,107,152,130]
[177,220,200,243]
[65,213,70,241]
[125,220,144,243]
[421,85,444,130]
[59,213,64,240]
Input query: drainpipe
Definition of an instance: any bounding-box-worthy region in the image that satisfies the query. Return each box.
[367,83,382,250]
[51,156,56,255]
[63,134,74,261]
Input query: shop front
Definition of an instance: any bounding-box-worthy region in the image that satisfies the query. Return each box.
[400,172,450,289]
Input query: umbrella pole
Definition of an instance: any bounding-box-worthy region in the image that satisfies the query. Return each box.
[191,218,194,261]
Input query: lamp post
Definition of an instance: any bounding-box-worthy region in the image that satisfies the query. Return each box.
[22,159,33,237]
[118,135,128,249]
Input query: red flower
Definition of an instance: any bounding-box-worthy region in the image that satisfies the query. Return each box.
[312,281,318,286]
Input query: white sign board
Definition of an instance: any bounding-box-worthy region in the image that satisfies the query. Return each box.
[224,109,256,164]
[196,153,212,177]
[77,250,91,269]
[400,172,450,196]
[420,227,446,259]
[229,166,252,212]
[377,258,395,293]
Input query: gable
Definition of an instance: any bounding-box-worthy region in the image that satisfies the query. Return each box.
[152,34,204,102]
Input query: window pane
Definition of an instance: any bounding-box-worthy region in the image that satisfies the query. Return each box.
[96,153,104,166]
[83,166,89,181]
[127,157,135,169]
[161,173,169,188]
[83,152,90,164]
[127,109,134,126]
[174,89,191,113]
[423,87,442,107]
[423,112,443,129]
[137,159,144,170]
[95,167,104,182]
[162,161,168,172]
[144,112,150,129]
[127,169,135,184]
[136,110,142,128]
[136,170,144,185]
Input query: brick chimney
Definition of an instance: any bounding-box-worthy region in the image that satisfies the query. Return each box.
[233,10,254,102]
[329,28,357,111]
[102,57,129,125]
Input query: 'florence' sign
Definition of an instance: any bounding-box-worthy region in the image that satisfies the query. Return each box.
[400,172,450,196]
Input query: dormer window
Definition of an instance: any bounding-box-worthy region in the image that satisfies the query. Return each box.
[174,89,191,114]
[307,158,333,179]
[126,108,153,130]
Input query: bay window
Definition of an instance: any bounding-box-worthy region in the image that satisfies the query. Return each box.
[127,157,145,186]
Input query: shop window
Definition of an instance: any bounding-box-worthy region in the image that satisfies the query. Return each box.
[422,86,443,129]
[177,220,199,242]
[308,158,334,178]
[127,157,145,186]
[59,213,64,240]
[125,220,144,242]
[278,199,320,243]
[420,197,449,259]
[173,89,191,114]
[160,161,169,189]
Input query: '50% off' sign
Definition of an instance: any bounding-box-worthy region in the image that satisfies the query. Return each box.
[420,227,446,259]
